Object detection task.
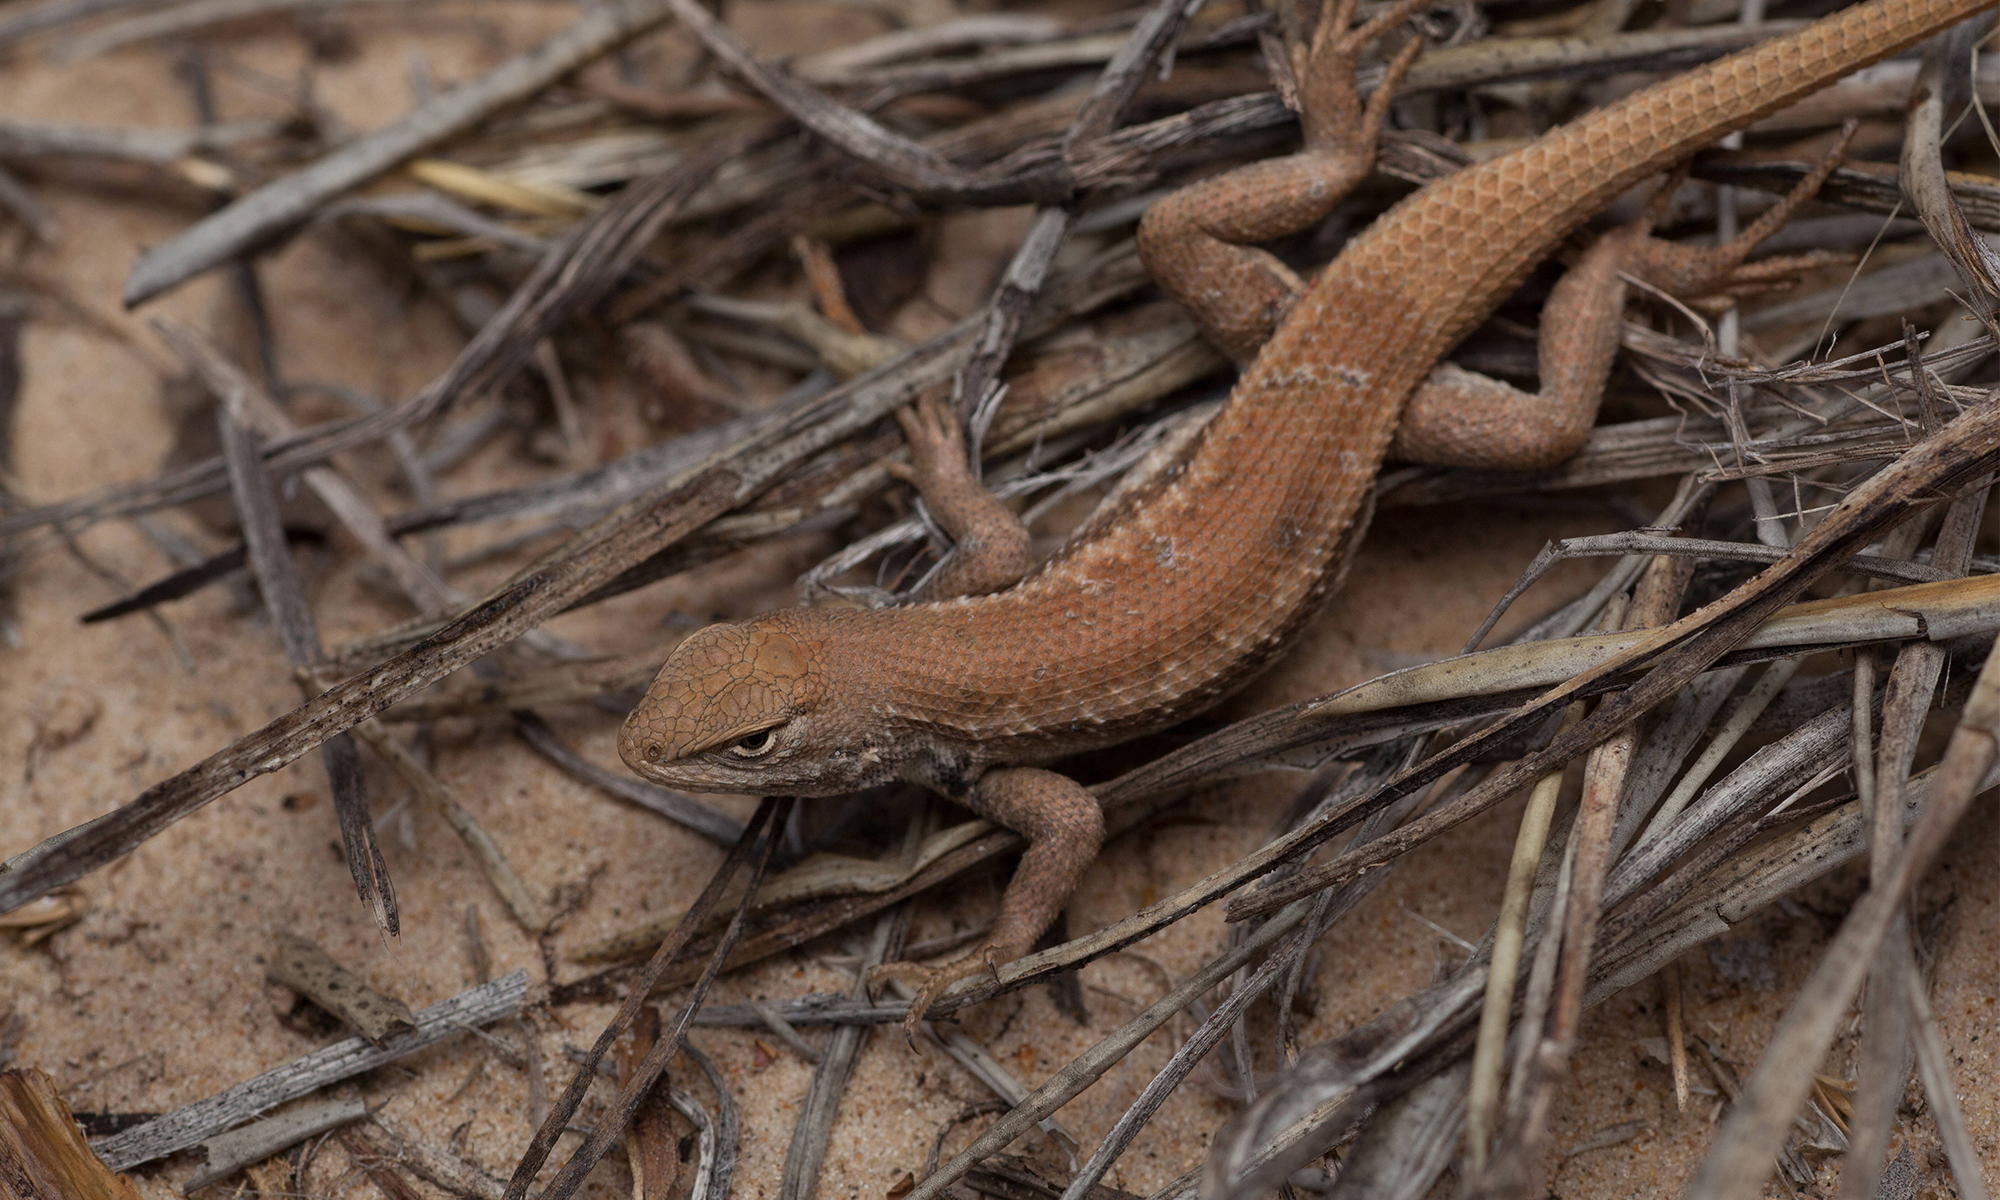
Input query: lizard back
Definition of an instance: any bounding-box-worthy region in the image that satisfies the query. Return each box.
[772,0,1991,766]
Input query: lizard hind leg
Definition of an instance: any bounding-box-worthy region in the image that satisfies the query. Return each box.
[870,767,1104,1041]
[1391,229,1633,470]
[1390,127,1859,472]
[1136,0,1428,362]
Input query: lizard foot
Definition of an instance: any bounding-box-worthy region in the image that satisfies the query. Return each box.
[1130,0,1429,363]
[869,946,1005,1046]
[888,388,970,489]
[887,388,1033,600]
[1624,121,1860,304]
[1293,0,1429,156]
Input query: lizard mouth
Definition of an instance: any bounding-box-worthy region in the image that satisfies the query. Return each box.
[619,744,750,792]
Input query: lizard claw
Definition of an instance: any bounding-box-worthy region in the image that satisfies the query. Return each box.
[869,947,1002,1048]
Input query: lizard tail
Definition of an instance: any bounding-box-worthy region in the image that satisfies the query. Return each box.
[1410,0,1995,345]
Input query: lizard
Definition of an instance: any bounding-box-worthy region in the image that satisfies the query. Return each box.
[619,0,1991,1033]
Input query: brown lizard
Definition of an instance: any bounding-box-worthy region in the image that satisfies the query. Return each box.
[620,0,1990,1030]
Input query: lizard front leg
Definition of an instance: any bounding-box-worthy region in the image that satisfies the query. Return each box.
[1138,0,1427,362]
[872,767,1104,1038]
[1392,127,1857,470]
[891,388,1034,601]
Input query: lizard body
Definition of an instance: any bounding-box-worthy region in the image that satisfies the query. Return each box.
[622,0,1992,1020]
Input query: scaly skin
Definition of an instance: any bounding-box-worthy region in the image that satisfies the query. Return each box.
[622,0,1993,1028]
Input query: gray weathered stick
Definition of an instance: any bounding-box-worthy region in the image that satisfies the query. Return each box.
[181,1096,366,1192]
[0,0,172,47]
[0,116,278,165]
[122,0,690,306]
[682,1043,739,1200]
[215,384,396,933]
[0,166,58,243]
[778,859,907,1200]
[92,970,527,1169]
[268,932,416,1046]
[55,0,417,60]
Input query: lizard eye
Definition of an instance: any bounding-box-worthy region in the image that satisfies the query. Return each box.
[729,727,779,758]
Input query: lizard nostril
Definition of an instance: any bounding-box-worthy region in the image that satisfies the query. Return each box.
[646,743,663,761]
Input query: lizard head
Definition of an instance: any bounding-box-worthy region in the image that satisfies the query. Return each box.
[619,618,862,795]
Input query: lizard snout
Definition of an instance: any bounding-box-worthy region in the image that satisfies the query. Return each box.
[616,682,685,775]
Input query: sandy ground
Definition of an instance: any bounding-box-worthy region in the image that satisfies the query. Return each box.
[2,5,1998,1199]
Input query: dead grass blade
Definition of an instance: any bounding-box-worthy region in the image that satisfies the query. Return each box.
[1689,627,2000,1200]
[1232,391,2000,924]
[92,971,526,1170]
[213,362,397,934]
[1476,558,1685,1194]
[120,0,720,306]
[1897,12,2000,306]
[504,795,791,1200]
[779,816,914,1200]
[1464,703,1581,1171]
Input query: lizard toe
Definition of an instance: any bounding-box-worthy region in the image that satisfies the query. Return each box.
[875,949,1000,1048]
